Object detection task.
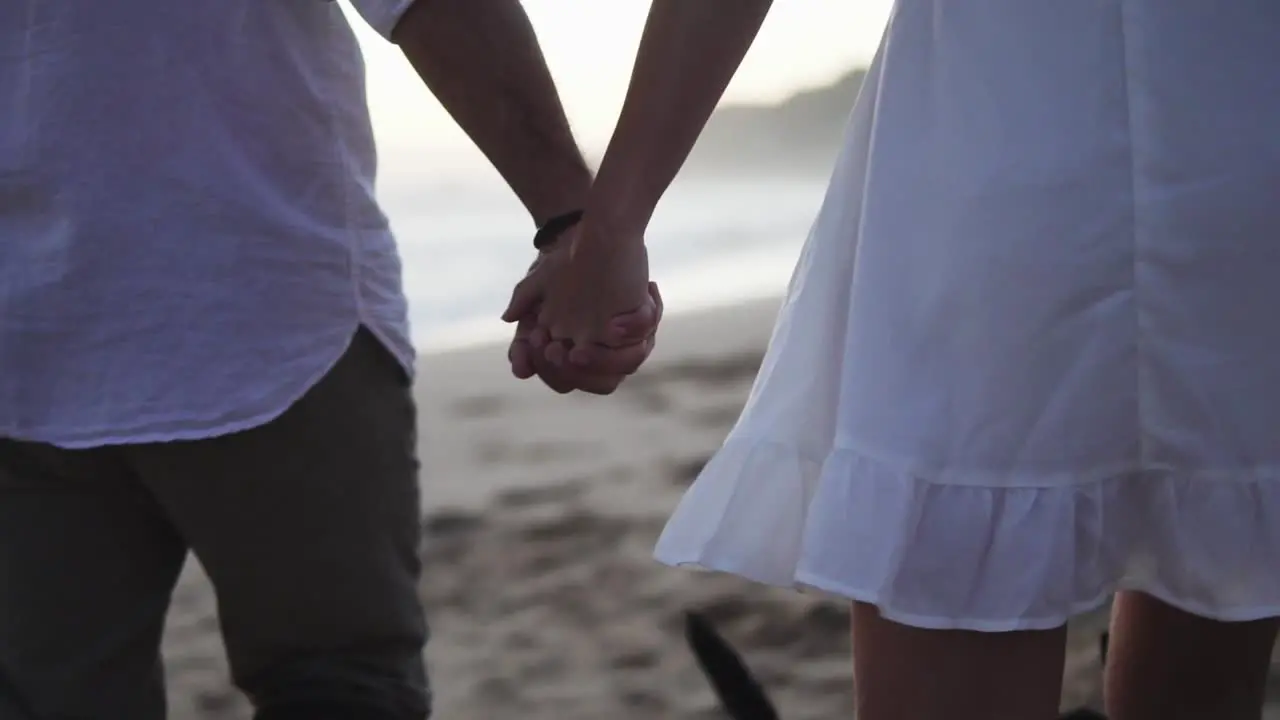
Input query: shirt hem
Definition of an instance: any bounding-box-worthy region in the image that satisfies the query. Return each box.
[2,327,361,450]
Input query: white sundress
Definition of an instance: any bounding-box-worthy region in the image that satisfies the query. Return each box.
[654,0,1280,631]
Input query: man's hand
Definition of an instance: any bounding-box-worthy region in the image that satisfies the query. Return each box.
[504,219,653,370]
[506,245,662,395]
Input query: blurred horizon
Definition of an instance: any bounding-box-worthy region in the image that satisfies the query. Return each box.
[344,0,893,179]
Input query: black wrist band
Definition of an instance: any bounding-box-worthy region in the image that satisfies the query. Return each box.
[532,209,585,250]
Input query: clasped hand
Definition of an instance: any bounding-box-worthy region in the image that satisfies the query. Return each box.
[503,220,659,395]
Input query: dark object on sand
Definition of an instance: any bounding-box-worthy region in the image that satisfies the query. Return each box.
[1060,709,1108,720]
[685,611,779,720]
[684,610,1111,720]
[255,702,402,720]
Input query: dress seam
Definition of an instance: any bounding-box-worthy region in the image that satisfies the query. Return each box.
[1115,0,1148,467]
[726,434,1280,488]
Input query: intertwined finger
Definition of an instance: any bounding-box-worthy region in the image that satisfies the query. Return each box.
[508,336,536,380]
[609,282,664,346]
[502,271,546,324]
[508,315,540,380]
[543,281,664,372]
[510,307,630,394]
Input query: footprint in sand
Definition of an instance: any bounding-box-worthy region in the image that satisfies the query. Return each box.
[474,438,587,465]
[422,509,485,540]
[494,479,586,509]
[622,350,765,414]
[452,394,506,419]
[666,455,712,486]
[691,403,745,429]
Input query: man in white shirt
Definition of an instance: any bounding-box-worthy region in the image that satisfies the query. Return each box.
[0,1,658,718]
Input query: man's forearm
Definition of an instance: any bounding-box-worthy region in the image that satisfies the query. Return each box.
[587,0,773,235]
[392,0,591,225]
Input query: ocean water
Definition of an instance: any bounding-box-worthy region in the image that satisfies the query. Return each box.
[380,175,830,352]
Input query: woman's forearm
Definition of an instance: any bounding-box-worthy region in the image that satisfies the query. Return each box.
[586,0,773,237]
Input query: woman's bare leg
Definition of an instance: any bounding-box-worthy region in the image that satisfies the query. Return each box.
[1105,591,1278,720]
[851,602,1067,720]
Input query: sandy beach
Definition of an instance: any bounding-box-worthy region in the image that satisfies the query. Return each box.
[161,297,1123,719]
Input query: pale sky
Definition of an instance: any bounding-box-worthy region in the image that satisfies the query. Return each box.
[346,1,894,170]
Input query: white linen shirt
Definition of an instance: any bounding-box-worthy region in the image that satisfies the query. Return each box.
[0,0,416,447]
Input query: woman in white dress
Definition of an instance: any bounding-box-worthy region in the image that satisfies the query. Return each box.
[509,1,1280,717]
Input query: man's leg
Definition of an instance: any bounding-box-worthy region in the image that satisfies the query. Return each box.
[0,439,187,719]
[125,327,429,719]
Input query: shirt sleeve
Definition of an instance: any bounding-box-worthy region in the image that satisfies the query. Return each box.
[347,0,418,41]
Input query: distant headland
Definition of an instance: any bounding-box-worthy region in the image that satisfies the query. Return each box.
[683,68,867,178]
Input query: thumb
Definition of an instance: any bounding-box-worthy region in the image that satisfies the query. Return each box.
[502,275,542,323]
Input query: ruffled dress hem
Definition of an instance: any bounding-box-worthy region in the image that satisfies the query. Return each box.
[654,437,1280,632]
